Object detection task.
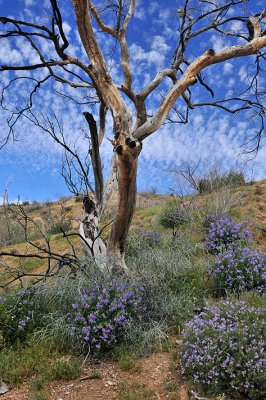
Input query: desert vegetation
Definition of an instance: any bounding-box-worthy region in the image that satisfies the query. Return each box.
[0,178,265,399]
[0,0,265,399]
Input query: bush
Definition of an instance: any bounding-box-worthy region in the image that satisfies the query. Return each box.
[126,243,209,329]
[180,300,266,399]
[47,220,71,235]
[0,288,44,345]
[205,215,251,253]
[159,201,190,236]
[67,279,145,353]
[75,195,83,202]
[137,229,161,247]
[211,246,266,294]
[203,211,229,230]
[198,171,245,194]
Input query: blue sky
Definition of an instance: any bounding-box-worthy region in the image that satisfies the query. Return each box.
[0,0,265,202]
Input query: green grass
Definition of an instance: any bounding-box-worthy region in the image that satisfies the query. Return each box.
[0,340,80,385]
[118,381,157,400]
[117,353,142,373]
[29,379,50,400]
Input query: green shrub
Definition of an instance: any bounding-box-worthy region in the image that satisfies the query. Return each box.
[180,300,266,399]
[126,243,209,329]
[0,288,45,346]
[75,195,83,202]
[47,220,71,235]
[159,201,190,237]
[199,171,245,194]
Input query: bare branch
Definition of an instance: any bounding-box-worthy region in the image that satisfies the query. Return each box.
[139,69,177,100]
[134,20,266,140]
[83,112,104,206]
[120,0,136,33]
[88,0,116,36]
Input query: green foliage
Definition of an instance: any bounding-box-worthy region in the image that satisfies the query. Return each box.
[46,220,71,235]
[0,340,79,384]
[117,352,142,372]
[30,378,51,400]
[75,195,83,202]
[0,219,25,246]
[0,288,45,346]
[127,241,209,329]
[180,300,266,399]
[159,201,190,235]
[199,171,245,194]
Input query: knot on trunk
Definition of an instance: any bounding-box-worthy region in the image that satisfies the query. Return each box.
[206,48,215,56]
[125,137,137,148]
[83,196,96,214]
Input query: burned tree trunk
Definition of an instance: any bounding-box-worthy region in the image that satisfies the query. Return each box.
[107,138,142,273]
[79,196,107,271]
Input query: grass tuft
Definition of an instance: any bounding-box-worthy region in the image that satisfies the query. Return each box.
[118,381,157,400]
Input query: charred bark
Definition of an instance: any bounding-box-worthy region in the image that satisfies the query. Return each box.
[79,196,107,271]
[107,139,142,273]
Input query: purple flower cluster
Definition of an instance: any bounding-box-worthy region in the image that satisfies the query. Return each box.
[68,279,145,352]
[205,215,251,253]
[180,301,266,399]
[203,211,228,230]
[212,246,266,293]
[138,229,160,246]
[0,289,37,345]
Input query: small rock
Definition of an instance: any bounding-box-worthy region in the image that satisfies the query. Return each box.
[188,390,210,400]
[0,381,9,395]
[106,380,115,386]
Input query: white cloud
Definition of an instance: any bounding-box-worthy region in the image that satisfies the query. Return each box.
[134,7,146,20]
[62,22,72,36]
[129,43,166,68]
[223,62,233,74]
[148,2,160,15]
[210,35,228,52]
[151,36,170,53]
[238,66,248,82]
[0,41,23,65]
[24,0,35,6]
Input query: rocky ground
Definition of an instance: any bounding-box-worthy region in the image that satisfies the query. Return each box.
[1,352,193,400]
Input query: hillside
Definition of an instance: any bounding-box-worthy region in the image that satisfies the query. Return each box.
[1,180,265,287]
[0,180,265,400]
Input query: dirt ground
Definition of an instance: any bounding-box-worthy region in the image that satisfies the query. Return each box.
[1,352,191,400]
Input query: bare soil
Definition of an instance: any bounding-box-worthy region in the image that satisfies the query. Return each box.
[1,352,191,400]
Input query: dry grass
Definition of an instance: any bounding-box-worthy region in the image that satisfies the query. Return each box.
[0,180,265,288]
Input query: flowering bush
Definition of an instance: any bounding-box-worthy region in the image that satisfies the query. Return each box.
[67,279,145,352]
[180,301,266,399]
[205,215,251,253]
[0,288,43,345]
[212,246,266,294]
[138,229,160,247]
[203,211,229,230]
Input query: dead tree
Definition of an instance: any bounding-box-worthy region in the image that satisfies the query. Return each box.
[0,1,265,272]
